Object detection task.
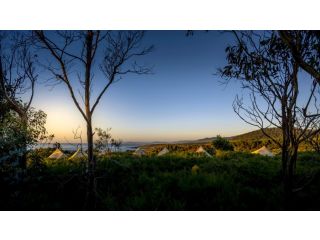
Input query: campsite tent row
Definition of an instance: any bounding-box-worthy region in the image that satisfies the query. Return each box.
[133,146,213,157]
[49,145,274,159]
[134,145,274,157]
[48,148,87,160]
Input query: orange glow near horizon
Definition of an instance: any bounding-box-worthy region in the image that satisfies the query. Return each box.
[44,107,255,143]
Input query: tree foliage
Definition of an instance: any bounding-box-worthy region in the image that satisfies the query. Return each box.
[0,31,38,169]
[94,127,122,153]
[94,127,112,153]
[279,31,320,85]
[220,30,320,194]
[212,135,234,151]
[0,108,49,165]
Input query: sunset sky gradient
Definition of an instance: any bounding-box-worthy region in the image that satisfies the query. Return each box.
[31,31,310,143]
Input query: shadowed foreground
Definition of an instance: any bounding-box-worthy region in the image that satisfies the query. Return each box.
[1,150,320,210]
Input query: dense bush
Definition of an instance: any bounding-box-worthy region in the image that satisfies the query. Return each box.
[0,108,50,167]
[1,150,320,210]
[212,135,234,151]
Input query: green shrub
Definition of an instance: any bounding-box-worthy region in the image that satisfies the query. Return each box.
[212,135,234,151]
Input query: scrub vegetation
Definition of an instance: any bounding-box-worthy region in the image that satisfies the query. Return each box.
[1,149,320,210]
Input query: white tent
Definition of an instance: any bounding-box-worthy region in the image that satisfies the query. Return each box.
[251,146,274,157]
[196,146,212,157]
[48,148,66,159]
[68,148,87,160]
[157,147,170,156]
[133,147,146,156]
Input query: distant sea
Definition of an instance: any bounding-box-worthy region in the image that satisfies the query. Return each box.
[34,142,145,152]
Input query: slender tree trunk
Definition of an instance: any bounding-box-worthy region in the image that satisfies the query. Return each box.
[281,104,289,182]
[281,114,299,208]
[86,114,94,172]
[84,82,95,208]
[281,147,288,179]
[282,148,292,198]
[85,30,94,168]
[283,146,298,208]
[84,31,95,209]
[281,104,293,206]
[84,112,96,209]
[288,146,298,188]
[282,146,293,208]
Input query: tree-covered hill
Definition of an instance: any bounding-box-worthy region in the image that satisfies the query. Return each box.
[194,128,282,143]
[229,128,283,141]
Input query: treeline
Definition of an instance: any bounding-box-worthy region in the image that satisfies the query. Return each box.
[143,136,316,155]
[231,139,313,153]
[229,128,318,152]
[230,128,283,141]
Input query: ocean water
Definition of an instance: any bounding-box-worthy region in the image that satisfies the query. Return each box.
[34,143,141,152]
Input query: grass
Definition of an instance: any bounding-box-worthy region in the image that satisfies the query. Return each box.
[1,150,320,210]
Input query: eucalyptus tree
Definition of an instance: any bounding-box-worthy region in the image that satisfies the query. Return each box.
[34,31,153,175]
[0,32,38,169]
[221,31,320,195]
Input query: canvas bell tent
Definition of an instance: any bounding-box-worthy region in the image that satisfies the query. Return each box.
[133,148,146,156]
[68,148,87,160]
[251,146,274,157]
[48,148,66,159]
[157,147,170,156]
[195,146,212,157]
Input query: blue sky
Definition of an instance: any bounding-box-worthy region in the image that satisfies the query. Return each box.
[31,31,262,142]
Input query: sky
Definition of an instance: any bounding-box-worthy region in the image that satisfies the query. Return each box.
[30,31,266,143]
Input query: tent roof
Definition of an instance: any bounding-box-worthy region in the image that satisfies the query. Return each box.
[251,146,274,156]
[68,148,87,160]
[133,147,146,156]
[196,146,212,157]
[157,147,170,156]
[48,148,66,159]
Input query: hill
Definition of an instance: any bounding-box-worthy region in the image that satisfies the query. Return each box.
[195,128,282,143]
[142,128,283,148]
[229,128,282,141]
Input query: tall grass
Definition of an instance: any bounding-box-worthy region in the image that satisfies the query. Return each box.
[1,150,320,210]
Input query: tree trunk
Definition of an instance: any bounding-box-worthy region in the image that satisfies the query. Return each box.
[84,114,96,209]
[85,30,94,172]
[281,104,293,207]
[283,145,298,208]
[83,31,96,209]
[282,149,291,194]
[281,116,289,185]
[86,115,95,172]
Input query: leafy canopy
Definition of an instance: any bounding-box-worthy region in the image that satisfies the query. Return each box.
[212,135,234,151]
